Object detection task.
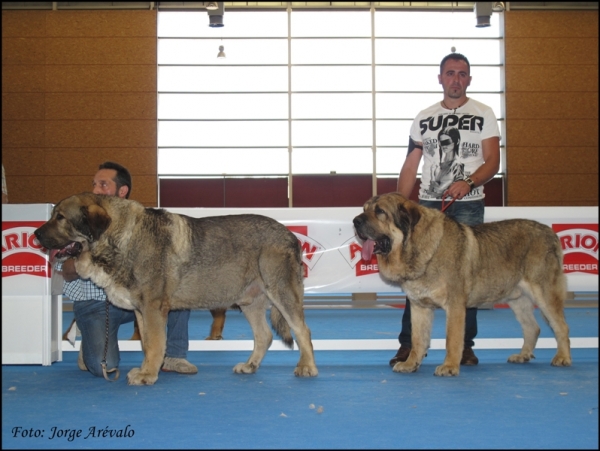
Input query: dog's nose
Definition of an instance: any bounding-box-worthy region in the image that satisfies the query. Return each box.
[353,216,363,228]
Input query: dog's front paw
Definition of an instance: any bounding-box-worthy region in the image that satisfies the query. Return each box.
[233,362,258,374]
[294,365,318,377]
[127,367,159,385]
[507,352,534,363]
[550,354,572,367]
[392,361,420,373]
[434,363,460,377]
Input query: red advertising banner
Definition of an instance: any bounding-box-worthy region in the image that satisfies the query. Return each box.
[287,225,324,278]
[2,221,50,278]
[552,223,598,275]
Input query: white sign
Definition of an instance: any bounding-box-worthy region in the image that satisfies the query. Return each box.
[168,206,599,294]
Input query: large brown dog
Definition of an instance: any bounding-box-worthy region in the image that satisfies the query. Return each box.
[35,193,318,385]
[353,192,571,377]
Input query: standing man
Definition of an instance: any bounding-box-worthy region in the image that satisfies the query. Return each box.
[389,53,501,368]
[56,161,198,377]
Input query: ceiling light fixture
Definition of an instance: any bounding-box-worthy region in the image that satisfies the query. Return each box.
[474,2,493,28]
[207,2,224,28]
[492,2,506,12]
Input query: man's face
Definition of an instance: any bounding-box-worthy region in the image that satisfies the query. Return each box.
[92,169,126,198]
[438,59,471,100]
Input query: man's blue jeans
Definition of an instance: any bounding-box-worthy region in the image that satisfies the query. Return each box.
[399,199,484,349]
[73,300,190,377]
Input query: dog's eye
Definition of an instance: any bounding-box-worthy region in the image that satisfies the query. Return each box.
[56,214,64,220]
[375,207,385,215]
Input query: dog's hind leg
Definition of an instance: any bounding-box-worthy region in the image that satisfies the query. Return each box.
[206,308,227,340]
[234,294,273,374]
[130,319,141,340]
[260,250,318,377]
[267,282,318,377]
[271,300,318,377]
[530,283,571,367]
[127,300,168,386]
[506,294,540,363]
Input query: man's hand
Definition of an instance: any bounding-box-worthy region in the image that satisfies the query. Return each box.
[60,258,80,282]
[442,180,471,201]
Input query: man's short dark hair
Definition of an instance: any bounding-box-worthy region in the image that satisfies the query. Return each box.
[98,161,132,199]
[440,52,471,74]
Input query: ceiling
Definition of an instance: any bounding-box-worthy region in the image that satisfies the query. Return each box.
[1,2,598,11]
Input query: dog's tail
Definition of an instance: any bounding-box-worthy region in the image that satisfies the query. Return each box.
[270,307,294,349]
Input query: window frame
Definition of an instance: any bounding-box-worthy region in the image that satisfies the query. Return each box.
[157,8,505,207]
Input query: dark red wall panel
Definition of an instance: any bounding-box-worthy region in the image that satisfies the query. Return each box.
[292,175,373,207]
[224,178,288,208]
[160,178,288,208]
[160,178,224,207]
[160,176,504,208]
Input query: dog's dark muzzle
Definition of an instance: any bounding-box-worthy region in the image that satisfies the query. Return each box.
[353,215,368,240]
[34,225,83,262]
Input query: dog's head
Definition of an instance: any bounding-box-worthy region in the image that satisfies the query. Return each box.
[353,193,421,261]
[34,193,112,262]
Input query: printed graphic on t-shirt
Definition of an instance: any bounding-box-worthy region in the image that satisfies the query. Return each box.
[425,126,465,197]
[461,141,480,159]
[418,113,484,136]
[423,137,436,158]
[416,110,490,201]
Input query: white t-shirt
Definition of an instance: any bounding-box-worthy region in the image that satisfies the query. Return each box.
[409,98,500,201]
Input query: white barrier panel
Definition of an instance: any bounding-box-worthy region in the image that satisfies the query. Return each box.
[3,203,597,361]
[64,336,598,352]
[168,206,599,294]
[2,204,62,365]
[2,204,598,365]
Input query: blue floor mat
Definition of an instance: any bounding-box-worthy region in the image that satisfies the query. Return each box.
[3,307,598,450]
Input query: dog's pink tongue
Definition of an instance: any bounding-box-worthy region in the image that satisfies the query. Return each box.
[361,239,375,262]
[49,249,58,263]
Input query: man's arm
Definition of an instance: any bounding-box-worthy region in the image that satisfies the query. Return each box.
[442,136,500,200]
[59,258,80,282]
[397,137,423,198]
[468,136,500,187]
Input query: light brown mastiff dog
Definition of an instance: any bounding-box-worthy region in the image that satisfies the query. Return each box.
[353,192,571,377]
[35,193,318,385]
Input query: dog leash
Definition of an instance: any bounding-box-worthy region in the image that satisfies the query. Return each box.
[101,299,120,382]
[441,194,458,213]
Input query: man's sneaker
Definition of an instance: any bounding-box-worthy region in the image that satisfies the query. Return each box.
[161,357,198,374]
[389,346,411,366]
[461,347,479,365]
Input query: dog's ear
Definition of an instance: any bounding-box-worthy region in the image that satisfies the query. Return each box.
[79,204,111,241]
[405,202,421,229]
[394,201,421,241]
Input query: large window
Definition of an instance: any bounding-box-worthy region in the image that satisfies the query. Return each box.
[158,8,504,207]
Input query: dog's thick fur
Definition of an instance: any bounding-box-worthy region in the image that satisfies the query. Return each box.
[35,193,318,385]
[353,193,571,377]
